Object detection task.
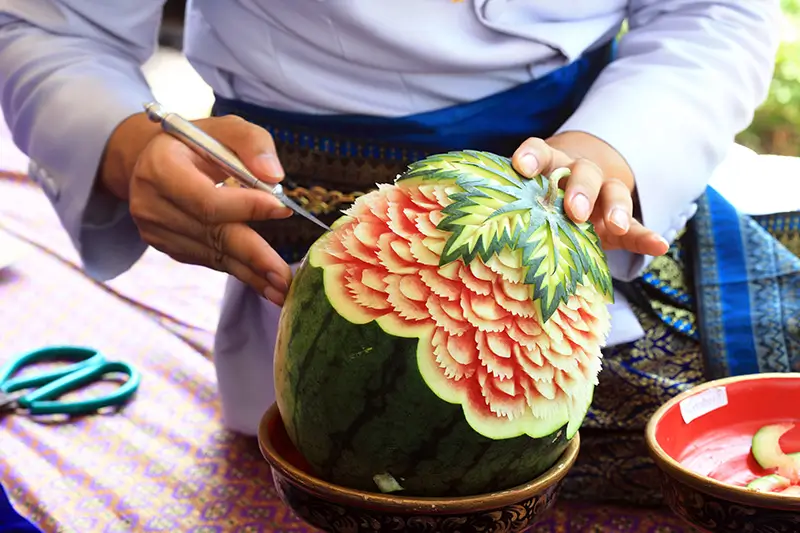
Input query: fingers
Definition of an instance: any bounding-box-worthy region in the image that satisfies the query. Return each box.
[512,139,605,224]
[563,158,604,224]
[130,190,205,239]
[512,137,573,178]
[139,144,293,224]
[205,115,285,183]
[202,221,293,289]
[128,114,297,303]
[596,218,670,257]
[141,221,292,305]
[595,177,633,236]
[132,189,293,302]
[634,226,670,257]
[591,179,668,256]
[511,137,671,258]
[191,186,293,225]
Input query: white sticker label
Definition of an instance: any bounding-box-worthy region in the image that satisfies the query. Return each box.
[680,386,728,424]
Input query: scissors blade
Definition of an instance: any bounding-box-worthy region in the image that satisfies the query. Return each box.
[0,391,23,413]
[271,188,332,232]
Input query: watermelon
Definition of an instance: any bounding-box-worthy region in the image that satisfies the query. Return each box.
[746,473,792,493]
[750,423,800,484]
[273,150,613,497]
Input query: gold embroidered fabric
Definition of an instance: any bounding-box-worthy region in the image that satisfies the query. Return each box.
[756,212,800,256]
[564,301,705,504]
[227,146,800,506]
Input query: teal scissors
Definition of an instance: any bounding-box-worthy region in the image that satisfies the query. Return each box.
[0,346,141,417]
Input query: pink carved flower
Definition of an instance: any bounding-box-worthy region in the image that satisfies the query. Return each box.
[311,160,612,439]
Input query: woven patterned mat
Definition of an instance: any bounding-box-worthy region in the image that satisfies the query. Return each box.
[0,174,693,532]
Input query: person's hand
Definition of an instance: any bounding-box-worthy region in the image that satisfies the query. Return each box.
[100,113,294,305]
[511,131,669,257]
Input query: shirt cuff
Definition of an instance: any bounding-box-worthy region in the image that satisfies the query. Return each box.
[25,77,153,282]
[556,97,705,282]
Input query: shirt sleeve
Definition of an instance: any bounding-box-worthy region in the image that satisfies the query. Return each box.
[556,0,782,281]
[0,1,165,281]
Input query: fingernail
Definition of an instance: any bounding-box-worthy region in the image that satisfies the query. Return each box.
[263,287,285,306]
[267,271,289,292]
[658,235,670,248]
[253,153,284,179]
[571,193,591,220]
[518,153,539,177]
[609,208,630,231]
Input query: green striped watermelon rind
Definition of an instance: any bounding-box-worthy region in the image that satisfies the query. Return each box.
[274,259,573,497]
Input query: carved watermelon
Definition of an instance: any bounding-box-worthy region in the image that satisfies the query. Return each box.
[274,150,613,497]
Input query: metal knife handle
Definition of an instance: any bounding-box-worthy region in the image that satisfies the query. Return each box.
[143,102,281,196]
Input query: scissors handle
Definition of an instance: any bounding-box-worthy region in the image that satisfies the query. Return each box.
[0,346,105,393]
[17,361,141,416]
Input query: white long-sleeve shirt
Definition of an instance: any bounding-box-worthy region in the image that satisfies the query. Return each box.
[0,0,781,434]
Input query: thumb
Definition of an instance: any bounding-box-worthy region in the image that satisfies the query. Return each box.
[202,114,285,184]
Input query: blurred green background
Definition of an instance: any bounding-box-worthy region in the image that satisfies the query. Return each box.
[737,0,800,155]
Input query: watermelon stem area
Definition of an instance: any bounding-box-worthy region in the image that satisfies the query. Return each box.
[543,167,572,209]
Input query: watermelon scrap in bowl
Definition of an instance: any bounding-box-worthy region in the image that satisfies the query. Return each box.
[646,372,800,530]
[746,423,800,494]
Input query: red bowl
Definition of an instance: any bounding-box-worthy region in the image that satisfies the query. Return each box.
[257,403,580,533]
[645,373,800,532]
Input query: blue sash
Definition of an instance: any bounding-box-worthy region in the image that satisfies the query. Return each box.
[693,190,800,378]
[213,42,615,157]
